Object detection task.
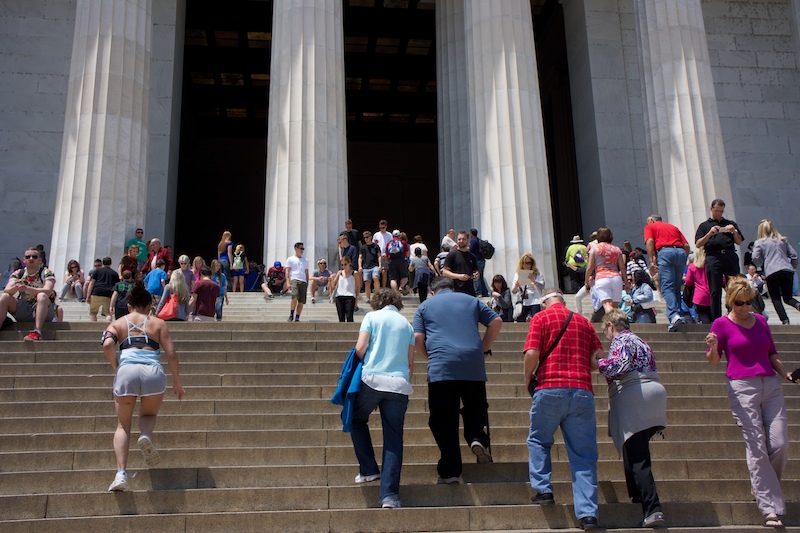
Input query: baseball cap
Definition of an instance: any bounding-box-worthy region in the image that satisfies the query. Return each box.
[392,230,400,237]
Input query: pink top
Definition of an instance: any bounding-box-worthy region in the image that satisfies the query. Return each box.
[684,264,710,306]
[592,242,622,280]
[709,314,777,380]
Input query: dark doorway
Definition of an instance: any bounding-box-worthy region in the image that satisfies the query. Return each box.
[176,0,273,263]
[342,0,439,246]
[533,0,583,291]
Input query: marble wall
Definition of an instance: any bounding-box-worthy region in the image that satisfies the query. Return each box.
[703,0,800,246]
[0,0,75,266]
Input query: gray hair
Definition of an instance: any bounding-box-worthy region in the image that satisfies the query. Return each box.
[648,214,662,222]
[430,277,453,293]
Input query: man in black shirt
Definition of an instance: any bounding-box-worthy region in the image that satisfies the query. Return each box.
[443,231,479,296]
[85,257,120,322]
[695,199,744,320]
[359,230,382,302]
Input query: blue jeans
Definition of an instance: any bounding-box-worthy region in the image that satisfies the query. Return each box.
[656,247,687,323]
[219,258,232,290]
[473,258,489,296]
[528,387,598,520]
[215,295,224,320]
[350,383,409,504]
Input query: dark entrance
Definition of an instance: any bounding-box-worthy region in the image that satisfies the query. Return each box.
[175,0,580,279]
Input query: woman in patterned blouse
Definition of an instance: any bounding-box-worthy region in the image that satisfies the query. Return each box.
[598,309,667,528]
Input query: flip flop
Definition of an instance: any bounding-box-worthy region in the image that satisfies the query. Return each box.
[764,514,783,528]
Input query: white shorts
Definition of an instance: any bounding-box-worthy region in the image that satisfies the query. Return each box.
[594,275,623,303]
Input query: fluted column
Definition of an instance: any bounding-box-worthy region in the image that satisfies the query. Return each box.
[634,0,734,234]
[264,0,348,266]
[436,0,471,234]
[50,0,152,274]
[461,0,557,284]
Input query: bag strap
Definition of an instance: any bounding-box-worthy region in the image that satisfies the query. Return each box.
[533,311,574,379]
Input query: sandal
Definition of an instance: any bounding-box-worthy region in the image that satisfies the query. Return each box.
[764,514,783,528]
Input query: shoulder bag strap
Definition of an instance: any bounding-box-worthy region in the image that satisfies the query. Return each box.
[534,311,574,377]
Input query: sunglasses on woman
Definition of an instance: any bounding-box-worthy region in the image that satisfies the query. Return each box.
[733,299,754,307]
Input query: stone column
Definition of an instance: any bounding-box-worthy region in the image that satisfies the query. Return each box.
[264,0,348,266]
[634,0,734,235]
[792,0,800,61]
[435,0,472,235]
[50,0,152,275]
[460,0,557,284]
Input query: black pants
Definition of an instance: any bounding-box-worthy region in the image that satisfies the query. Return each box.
[568,266,586,293]
[766,270,800,323]
[417,273,429,303]
[623,428,662,518]
[428,380,489,479]
[335,296,355,322]
[705,253,740,320]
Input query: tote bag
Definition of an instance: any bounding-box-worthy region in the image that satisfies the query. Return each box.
[157,293,179,321]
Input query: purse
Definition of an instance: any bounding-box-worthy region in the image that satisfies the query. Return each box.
[157,293,179,321]
[528,311,574,396]
[513,286,528,320]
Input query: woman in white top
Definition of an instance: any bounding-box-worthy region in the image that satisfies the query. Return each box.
[332,256,357,322]
[511,253,545,322]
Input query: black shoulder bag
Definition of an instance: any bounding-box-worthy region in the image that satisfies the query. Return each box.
[528,311,574,397]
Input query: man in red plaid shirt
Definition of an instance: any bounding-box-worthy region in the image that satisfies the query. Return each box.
[522,288,603,531]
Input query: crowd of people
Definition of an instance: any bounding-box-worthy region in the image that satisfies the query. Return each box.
[1,203,798,529]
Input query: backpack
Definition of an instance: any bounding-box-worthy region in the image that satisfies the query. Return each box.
[115,282,133,315]
[387,239,404,257]
[232,252,244,270]
[478,239,495,259]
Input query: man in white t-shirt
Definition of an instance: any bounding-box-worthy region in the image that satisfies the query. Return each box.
[283,242,309,322]
[373,219,392,288]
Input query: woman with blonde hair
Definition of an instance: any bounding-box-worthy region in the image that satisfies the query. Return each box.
[231,244,250,292]
[155,270,191,321]
[512,253,545,322]
[753,219,800,324]
[217,231,233,291]
[705,277,796,527]
[191,256,205,284]
[684,247,711,324]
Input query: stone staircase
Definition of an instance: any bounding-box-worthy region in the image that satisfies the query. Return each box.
[1,293,799,532]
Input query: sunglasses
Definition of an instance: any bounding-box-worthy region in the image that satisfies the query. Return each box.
[297,247,304,250]
[24,254,39,259]
[179,262,188,265]
[734,299,754,306]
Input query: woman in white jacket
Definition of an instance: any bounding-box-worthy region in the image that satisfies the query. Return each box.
[511,253,545,322]
[752,219,800,324]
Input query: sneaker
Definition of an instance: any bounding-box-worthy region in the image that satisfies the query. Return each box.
[667,317,681,332]
[470,440,493,464]
[267,294,274,299]
[579,516,598,530]
[437,476,460,484]
[137,435,161,467]
[354,473,380,484]
[642,511,665,528]
[23,330,41,342]
[530,492,555,505]
[287,316,294,322]
[108,470,127,491]
[354,306,360,313]
[381,499,401,509]
[311,297,316,304]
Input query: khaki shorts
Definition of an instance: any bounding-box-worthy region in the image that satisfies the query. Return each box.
[89,295,111,316]
[290,280,308,303]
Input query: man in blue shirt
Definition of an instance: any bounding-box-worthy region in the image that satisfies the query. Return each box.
[413,277,502,483]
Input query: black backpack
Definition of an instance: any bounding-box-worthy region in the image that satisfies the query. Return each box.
[478,239,495,260]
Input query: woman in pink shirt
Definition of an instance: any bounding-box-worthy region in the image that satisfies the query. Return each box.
[585,226,629,313]
[683,247,711,324]
[705,277,796,528]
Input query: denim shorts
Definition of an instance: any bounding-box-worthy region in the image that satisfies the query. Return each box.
[362,266,381,281]
[114,364,166,397]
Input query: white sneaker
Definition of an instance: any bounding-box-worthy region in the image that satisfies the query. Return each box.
[311,297,316,304]
[108,470,127,491]
[137,435,161,467]
[354,473,380,483]
[381,499,401,509]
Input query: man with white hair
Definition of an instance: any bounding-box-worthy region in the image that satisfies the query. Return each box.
[140,238,173,275]
[523,288,603,530]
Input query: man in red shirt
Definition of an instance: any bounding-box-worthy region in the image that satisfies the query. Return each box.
[523,288,603,531]
[190,266,219,322]
[644,214,690,331]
